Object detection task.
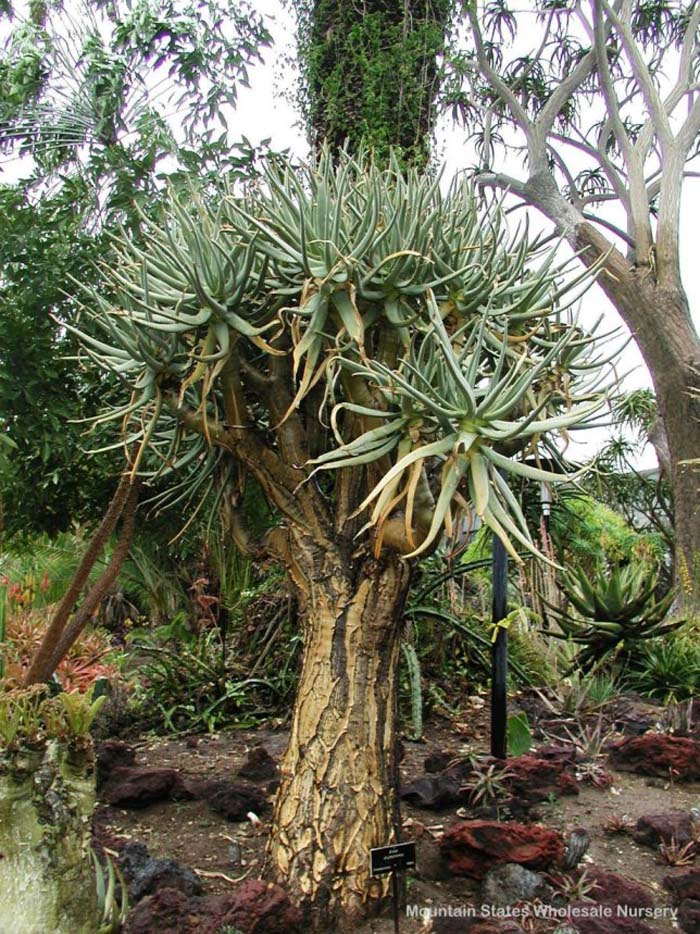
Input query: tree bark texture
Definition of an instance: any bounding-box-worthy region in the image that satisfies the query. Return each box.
[525,174,700,604]
[267,539,411,925]
[0,740,97,932]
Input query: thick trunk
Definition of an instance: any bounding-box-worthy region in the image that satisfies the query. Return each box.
[526,175,700,605]
[0,739,97,932]
[597,272,700,605]
[267,548,411,926]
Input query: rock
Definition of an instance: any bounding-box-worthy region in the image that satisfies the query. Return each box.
[431,920,521,934]
[503,752,579,812]
[402,749,578,815]
[440,820,564,879]
[118,841,203,903]
[400,771,466,810]
[204,779,269,821]
[581,866,654,909]
[424,751,455,773]
[199,879,303,934]
[560,829,590,870]
[665,867,700,902]
[608,697,660,735]
[95,740,136,788]
[608,734,700,780]
[633,811,694,848]
[679,898,700,934]
[564,901,655,933]
[104,767,181,807]
[414,835,451,882]
[481,863,551,907]
[118,842,151,879]
[237,746,278,782]
[130,857,202,903]
[124,887,192,934]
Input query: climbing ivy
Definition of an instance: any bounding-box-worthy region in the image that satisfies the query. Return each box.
[294,0,453,166]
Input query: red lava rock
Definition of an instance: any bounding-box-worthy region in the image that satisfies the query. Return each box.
[104,767,181,807]
[200,879,304,934]
[96,740,136,788]
[565,901,656,933]
[440,820,564,879]
[665,867,700,901]
[580,866,654,908]
[123,887,192,934]
[504,752,579,805]
[633,811,694,848]
[237,746,279,782]
[678,898,700,934]
[609,734,700,780]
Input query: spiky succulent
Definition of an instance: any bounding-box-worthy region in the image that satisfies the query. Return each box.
[544,562,682,671]
[67,148,616,558]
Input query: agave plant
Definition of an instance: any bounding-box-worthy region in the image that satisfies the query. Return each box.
[544,561,682,671]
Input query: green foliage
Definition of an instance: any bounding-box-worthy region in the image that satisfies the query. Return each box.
[589,390,673,551]
[545,561,681,672]
[296,0,453,164]
[405,556,556,691]
[624,635,700,701]
[506,712,532,756]
[550,494,667,572]
[0,684,103,749]
[131,628,296,733]
[400,641,423,741]
[0,580,6,680]
[91,850,129,934]
[554,670,620,717]
[460,757,514,806]
[0,528,111,608]
[0,0,270,536]
[72,147,615,562]
[0,186,119,536]
[56,688,106,738]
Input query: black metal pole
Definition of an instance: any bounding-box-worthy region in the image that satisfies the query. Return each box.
[391,870,400,934]
[491,532,508,759]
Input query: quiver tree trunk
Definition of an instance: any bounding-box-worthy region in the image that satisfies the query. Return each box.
[267,548,411,925]
[0,738,97,932]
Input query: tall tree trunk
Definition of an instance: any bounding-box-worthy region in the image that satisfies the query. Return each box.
[527,178,700,605]
[304,0,450,166]
[267,545,411,925]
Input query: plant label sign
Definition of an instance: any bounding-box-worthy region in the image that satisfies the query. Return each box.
[370,841,416,876]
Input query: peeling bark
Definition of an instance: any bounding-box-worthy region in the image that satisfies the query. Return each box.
[267,543,411,925]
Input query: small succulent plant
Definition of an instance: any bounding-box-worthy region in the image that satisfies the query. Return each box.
[544,561,681,671]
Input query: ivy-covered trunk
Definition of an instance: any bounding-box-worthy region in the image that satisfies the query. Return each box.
[267,548,411,924]
[0,738,97,932]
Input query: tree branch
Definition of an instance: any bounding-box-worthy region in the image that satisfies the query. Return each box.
[465,6,537,163]
[600,0,673,147]
[23,471,135,686]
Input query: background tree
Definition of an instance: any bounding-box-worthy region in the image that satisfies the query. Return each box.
[0,0,270,533]
[444,0,700,603]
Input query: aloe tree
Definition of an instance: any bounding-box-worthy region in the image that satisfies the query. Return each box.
[67,147,615,921]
